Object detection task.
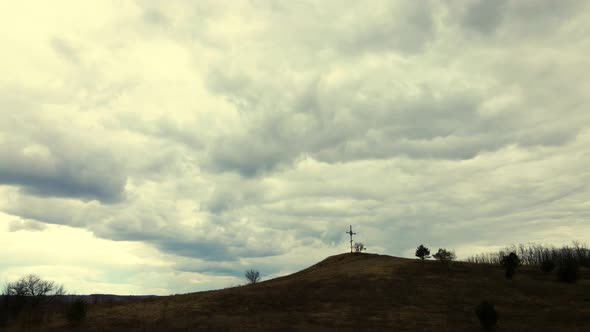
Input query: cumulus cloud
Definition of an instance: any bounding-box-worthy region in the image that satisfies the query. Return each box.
[0,0,589,294]
[0,110,128,203]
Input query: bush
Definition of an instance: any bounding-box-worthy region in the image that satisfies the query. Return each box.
[415,245,431,261]
[556,259,579,283]
[433,248,456,262]
[245,269,261,284]
[354,242,366,253]
[3,274,65,300]
[500,252,521,280]
[540,259,555,273]
[475,301,499,331]
[67,299,87,324]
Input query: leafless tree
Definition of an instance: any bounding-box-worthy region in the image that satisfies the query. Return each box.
[3,274,65,304]
[244,269,261,284]
[465,241,589,268]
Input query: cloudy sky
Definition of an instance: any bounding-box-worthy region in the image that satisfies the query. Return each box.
[1,0,589,295]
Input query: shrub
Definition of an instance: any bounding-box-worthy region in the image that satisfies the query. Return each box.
[245,269,261,284]
[354,242,366,253]
[415,245,431,261]
[475,301,499,331]
[500,252,520,280]
[66,299,87,324]
[540,259,555,273]
[556,259,579,283]
[3,274,65,300]
[433,248,456,263]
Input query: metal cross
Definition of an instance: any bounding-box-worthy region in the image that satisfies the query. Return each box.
[345,225,356,253]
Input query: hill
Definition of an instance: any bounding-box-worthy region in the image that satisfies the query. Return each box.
[41,253,590,331]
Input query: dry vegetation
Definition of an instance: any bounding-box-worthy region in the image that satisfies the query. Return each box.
[8,252,585,331]
[466,242,590,267]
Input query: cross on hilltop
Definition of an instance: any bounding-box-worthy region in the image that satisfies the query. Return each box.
[345,225,356,253]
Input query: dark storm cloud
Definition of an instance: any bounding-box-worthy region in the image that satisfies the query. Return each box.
[92,212,289,261]
[462,0,507,34]
[459,0,588,39]
[0,80,129,204]
[203,184,266,214]
[0,167,125,203]
[339,2,435,54]
[202,69,583,176]
[4,191,287,262]
[0,141,127,203]
[205,135,294,177]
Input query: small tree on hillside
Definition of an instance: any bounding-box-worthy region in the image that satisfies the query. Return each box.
[354,242,366,253]
[500,252,521,280]
[433,248,456,267]
[415,245,431,261]
[245,269,261,285]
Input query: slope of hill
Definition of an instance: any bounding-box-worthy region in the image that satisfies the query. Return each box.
[44,253,589,331]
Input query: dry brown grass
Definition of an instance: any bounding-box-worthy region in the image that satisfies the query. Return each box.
[17,253,590,331]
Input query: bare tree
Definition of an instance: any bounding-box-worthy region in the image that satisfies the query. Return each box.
[3,274,65,304]
[244,269,261,284]
[465,241,589,267]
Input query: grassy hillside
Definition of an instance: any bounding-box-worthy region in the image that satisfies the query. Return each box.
[34,253,590,331]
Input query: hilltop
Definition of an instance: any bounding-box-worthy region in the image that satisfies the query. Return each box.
[41,253,589,331]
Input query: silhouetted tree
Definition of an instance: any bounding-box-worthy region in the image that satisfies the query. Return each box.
[433,248,456,262]
[433,248,456,269]
[415,245,431,261]
[245,269,261,284]
[3,274,65,304]
[2,274,65,326]
[466,241,589,267]
[354,242,366,253]
[475,301,499,331]
[500,252,521,279]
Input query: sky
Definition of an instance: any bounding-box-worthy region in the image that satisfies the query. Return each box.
[1,0,589,295]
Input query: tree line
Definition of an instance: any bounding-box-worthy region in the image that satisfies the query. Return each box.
[465,241,589,267]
